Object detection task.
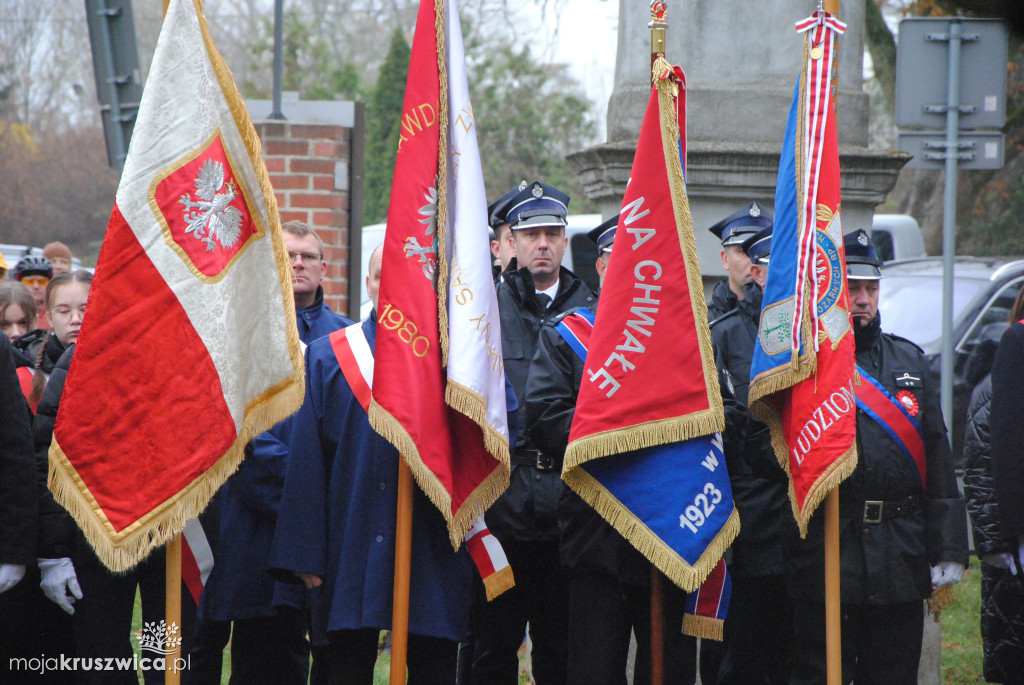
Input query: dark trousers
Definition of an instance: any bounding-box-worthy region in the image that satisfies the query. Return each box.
[188,608,310,685]
[325,628,457,685]
[73,545,197,685]
[0,564,75,684]
[566,571,712,685]
[470,540,569,684]
[716,574,792,684]
[790,599,923,685]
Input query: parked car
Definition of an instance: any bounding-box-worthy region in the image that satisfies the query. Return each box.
[1,244,86,274]
[877,256,1024,463]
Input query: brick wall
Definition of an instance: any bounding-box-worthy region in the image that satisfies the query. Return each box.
[254,121,353,315]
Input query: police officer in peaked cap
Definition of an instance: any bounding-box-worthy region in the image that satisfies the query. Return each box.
[707,201,773,321]
[786,229,968,684]
[468,181,595,685]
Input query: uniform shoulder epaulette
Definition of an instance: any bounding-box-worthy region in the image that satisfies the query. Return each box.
[709,308,741,328]
[883,331,925,355]
[550,306,591,325]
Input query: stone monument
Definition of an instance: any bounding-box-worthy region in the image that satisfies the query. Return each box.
[569,0,910,295]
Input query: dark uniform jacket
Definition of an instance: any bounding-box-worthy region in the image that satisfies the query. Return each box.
[527,307,767,585]
[0,333,36,567]
[487,261,595,543]
[32,343,76,560]
[710,282,795,578]
[787,314,968,603]
[707,279,739,323]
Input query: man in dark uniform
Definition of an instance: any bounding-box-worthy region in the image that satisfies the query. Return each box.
[710,226,797,685]
[470,181,595,685]
[707,201,773,321]
[787,229,968,684]
[525,216,723,685]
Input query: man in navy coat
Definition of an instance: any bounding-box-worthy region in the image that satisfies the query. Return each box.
[191,221,352,684]
[269,244,490,684]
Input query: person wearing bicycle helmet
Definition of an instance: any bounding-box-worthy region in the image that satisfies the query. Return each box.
[12,255,54,330]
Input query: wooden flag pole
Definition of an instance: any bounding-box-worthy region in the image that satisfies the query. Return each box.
[390,458,415,683]
[646,6,668,683]
[158,4,182,685]
[821,6,842,684]
[165,534,183,685]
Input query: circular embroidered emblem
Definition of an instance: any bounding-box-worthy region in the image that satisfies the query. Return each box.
[896,390,919,416]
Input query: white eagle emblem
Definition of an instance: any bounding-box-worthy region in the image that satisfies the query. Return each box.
[179,159,244,252]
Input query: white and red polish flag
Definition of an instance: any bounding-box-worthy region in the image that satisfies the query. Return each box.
[369,0,511,550]
[49,0,303,572]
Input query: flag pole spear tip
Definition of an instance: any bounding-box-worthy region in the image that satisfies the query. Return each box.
[649,1,668,78]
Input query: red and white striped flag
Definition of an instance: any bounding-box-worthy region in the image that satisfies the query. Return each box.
[49,0,303,571]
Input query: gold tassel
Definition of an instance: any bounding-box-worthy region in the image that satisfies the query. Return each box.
[682,614,724,642]
[482,566,516,601]
[926,585,957,621]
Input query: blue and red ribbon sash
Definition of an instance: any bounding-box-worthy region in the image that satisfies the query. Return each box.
[854,365,927,489]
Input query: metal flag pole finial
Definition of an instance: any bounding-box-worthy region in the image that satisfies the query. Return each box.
[649,2,668,79]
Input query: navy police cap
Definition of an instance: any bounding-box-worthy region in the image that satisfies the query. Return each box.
[587,214,618,254]
[741,227,772,266]
[506,181,570,231]
[487,180,527,228]
[843,229,883,280]
[708,201,774,246]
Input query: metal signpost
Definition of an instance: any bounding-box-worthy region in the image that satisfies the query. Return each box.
[895,17,1007,436]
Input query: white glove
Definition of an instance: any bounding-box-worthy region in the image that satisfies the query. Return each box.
[930,561,966,588]
[1018,534,1024,572]
[38,558,82,615]
[982,553,1017,574]
[0,563,26,593]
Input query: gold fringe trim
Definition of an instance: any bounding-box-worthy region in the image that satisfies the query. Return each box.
[49,370,304,572]
[433,0,451,368]
[563,467,739,592]
[482,565,515,602]
[564,410,723,470]
[369,399,509,549]
[445,380,512,467]
[46,0,305,573]
[927,585,957,621]
[682,614,724,642]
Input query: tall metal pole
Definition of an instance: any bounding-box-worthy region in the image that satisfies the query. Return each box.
[269,0,286,119]
[940,19,962,437]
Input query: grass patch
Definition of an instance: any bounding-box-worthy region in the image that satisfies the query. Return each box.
[940,567,985,684]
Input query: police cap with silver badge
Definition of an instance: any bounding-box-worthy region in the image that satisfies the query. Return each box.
[487,180,528,229]
[741,226,772,266]
[708,201,774,246]
[587,214,618,254]
[506,181,570,231]
[843,229,883,280]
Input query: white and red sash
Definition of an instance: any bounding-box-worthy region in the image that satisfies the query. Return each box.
[328,323,514,600]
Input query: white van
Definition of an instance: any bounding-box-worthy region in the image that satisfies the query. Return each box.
[871,214,927,262]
